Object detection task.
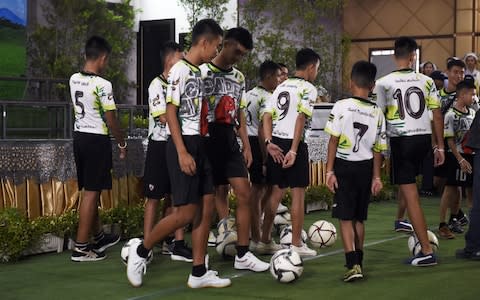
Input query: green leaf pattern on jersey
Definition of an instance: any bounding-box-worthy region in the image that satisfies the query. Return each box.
[93,85,108,134]
[337,133,352,159]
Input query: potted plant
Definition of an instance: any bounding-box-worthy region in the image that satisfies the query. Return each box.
[0,208,35,262]
[305,185,334,213]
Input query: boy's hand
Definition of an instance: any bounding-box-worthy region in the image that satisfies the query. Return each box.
[282,150,296,169]
[267,143,284,164]
[119,148,127,160]
[243,147,253,168]
[371,177,383,196]
[178,151,196,176]
[326,173,338,193]
[459,157,473,174]
[433,149,445,167]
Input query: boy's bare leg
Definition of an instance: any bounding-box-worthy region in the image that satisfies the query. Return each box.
[76,190,100,243]
[290,187,305,247]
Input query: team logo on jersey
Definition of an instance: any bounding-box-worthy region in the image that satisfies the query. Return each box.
[152,94,160,106]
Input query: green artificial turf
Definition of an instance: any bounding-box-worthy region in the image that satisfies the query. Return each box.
[1,198,479,300]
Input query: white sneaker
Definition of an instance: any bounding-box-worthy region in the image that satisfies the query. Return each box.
[234,251,269,272]
[256,240,283,255]
[276,203,288,214]
[126,239,147,287]
[208,231,216,247]
[291,243,317,257]
[187,270,231,288]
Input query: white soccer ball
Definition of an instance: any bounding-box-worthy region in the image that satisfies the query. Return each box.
[270,249,304,283]
[308,220,337,248]
[407,230,439,256]
[279,225,308,248]
[216,230,238,258]
[217,217,237,235]
[274,212,292,226]
[121,238,142,265]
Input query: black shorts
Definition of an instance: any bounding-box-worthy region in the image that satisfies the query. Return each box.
[73,132,112,191]
[248,136,265,184]
[331,158,373,221]
[206,123,248,186]
[143,139,170,199]
[445,152,474,187]
[390,134,431,185]
[266,137,309,188]
[166,136,214,206]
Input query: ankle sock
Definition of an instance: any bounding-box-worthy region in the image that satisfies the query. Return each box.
[345,251,356,269]
[192,264,207,277]
[137,242,150,258]
[236,245,249,258]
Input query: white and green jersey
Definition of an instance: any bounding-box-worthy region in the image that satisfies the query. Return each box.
[166,59,203,136]
[200,62,247,127]
[325,97,387,161]
[444,107,476,153]
[439,88,456,115]
[265,77,317,140]
[147,75,168,141]
[69,72,116,135]
[373,69,440,137]
[246,86,271,137]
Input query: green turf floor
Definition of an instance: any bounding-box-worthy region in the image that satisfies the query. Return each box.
[1,198,479,300]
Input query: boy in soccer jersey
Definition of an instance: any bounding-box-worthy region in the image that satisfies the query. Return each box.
[69,36,125,262]
[374,37,445,266]
[143,41,193,262]
[245,60,282,253]
[436,59,467,239]
[201,27,269,272]
[325,61,386,282]
[441,80,476,237]
[262,48,320,258]
[127,19,231,288]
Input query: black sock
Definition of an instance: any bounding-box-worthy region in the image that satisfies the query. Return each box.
[136,242,150,258]
[236,245,249,258]
[174,240,185,248]
[439,222,447,229]
[75,241,88,250]
[192,264,207,277]
[165,236,174,245]
[345,251,356,269]
[355,250,364,267]
[449,214,455,223]
[457,209,465,218]
[93,231,105,243]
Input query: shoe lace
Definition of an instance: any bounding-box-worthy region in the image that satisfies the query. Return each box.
[133,259,147,275]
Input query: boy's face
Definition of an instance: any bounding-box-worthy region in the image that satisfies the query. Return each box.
[433,79,444,90]
[222,39,250,65]
[279,67,289,83]
[458,88,475,106]
[168,51,184,68]
[265,69,281,91]
[203,35,223,63]
[447,66,465,87]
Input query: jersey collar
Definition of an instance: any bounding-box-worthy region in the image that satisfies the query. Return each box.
[208,61,233,73]
[351,96,375,105]
[394,68,414,73]
[181,58,200,72]
[159,74,168,84]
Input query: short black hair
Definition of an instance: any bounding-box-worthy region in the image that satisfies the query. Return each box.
[394,36,418,58]
[85,36,111,60]
[225,27,253,50]
[259,60,281,80]
[278,63,288,69]
[351,60,377,89]
[191,19,223,46]
[296,48,321,70]
[160,41,183,72]
[456,79,476,93]
[447,58,466,70]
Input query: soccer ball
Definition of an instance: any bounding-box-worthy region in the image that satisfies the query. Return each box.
[121,238,153,266]
[216,230,238,258]
[308,220,337,248]
[217,217,236,235]
[274,212,292,226]
[270,249,304,283]
[279,225,308,248]
[407,230,439,256]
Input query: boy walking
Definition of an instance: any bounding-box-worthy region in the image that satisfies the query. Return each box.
[262,48,320,257]
[69,36,124,262]
[127,19,230,288]
[325,61,386,282]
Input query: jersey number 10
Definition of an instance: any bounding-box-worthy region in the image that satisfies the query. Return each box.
[392,87,425,120]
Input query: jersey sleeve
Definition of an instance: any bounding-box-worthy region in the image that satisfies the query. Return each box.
[166,64,185,107]
[324,102,342,137]
[239,76,247,110]
[148,80,166,118]
[297,84,316,118]
[261,93,275,117]
[444,110,455,138]
[99,81,116,111]
[373,109,388,153]
[425,78,441,110]
[372,80,386,113]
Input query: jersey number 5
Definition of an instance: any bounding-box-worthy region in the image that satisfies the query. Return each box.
[74,91,85,119]
[392,87,425,120]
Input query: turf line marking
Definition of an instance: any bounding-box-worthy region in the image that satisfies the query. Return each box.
[126,234,407,300]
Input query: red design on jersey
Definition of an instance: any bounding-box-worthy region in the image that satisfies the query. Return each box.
[462,131,473,154]
[200,97,209,136]
[215,95,236,125]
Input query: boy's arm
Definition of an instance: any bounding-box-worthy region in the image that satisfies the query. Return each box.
[447,138,472,174]
[326,135,339,193]
[104,111,127,159]
[432,108,445,166]
[371,151,383,196]
[166,103,196,175]
[282,113,305,168]
[238,109,252,168]
[263,105,284,164]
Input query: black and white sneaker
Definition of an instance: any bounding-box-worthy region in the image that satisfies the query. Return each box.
[93,233,120,253]
[71,245,106,262]
[171,243,193,262]
[458,214,469,227]
[448,218,464,234]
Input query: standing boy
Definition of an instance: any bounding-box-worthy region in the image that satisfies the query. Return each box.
[143,41,192,262]
[245,60,282,253]
[374,37,444,266]
[127,19,231,288]
[262,48,320,257]
[69,36,124,262]
[201,27,269,272]
[325,61,386,282]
